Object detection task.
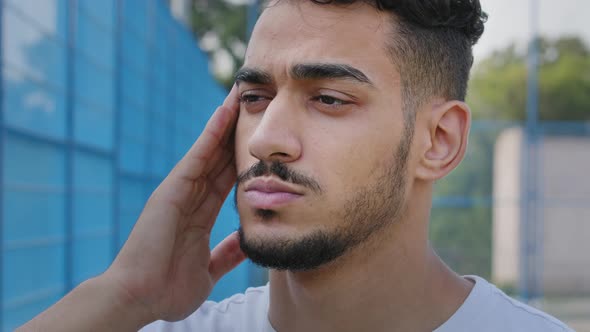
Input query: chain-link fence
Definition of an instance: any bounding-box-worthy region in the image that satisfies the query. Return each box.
[0,0,244,330]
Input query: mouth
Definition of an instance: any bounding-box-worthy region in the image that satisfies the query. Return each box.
[243,177,304,210]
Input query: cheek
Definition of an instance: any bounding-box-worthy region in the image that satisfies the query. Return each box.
[317,131,398,194]
[306,140,359,193]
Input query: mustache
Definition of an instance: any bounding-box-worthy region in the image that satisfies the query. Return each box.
[236,160,322,194]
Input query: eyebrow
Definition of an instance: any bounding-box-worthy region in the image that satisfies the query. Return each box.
[235,68,274,86]
[235,63,374,86]
[291,63,373,86]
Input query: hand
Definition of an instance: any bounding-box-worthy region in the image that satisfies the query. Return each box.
[105,85,245,322]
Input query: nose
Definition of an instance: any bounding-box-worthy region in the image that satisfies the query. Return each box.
[247,94,302,164]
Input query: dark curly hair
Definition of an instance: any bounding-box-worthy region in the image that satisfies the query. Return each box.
[278,0,487,114]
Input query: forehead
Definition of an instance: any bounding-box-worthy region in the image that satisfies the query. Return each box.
[244,1,398,85]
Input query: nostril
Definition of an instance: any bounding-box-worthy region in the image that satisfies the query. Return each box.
[268,152,294,163]
[271,152,290,158]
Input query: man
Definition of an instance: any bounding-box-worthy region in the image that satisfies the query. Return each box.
[20,1,572,331]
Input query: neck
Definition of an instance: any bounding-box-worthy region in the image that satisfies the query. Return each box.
[267,191,473,332]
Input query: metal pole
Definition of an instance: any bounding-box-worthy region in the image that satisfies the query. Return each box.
[146,0,155,201]
[64,0,77,293]
[247,0,259,38]
[113,0,123,254]
[0,0,5,326]
[520,0,540,303]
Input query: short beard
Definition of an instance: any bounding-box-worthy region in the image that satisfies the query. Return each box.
[238,227,352,271]
[238,119,414,272]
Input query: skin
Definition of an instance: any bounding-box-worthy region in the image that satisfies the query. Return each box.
[235,3,408,248]
[235,2,474,331]
[18,1,474,331]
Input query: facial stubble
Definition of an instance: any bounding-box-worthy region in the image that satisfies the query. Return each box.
[237,122,413,272]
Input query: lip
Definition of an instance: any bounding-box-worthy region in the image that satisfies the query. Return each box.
[243,178,303,209]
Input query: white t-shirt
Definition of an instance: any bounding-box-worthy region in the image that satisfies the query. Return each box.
[141,276,573,332]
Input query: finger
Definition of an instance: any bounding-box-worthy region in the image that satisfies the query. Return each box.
[209,232,246,283]
[193,84,240,155]
[175,86,240,179]
[211,156,237,199]
[209,145,235,179]
[203,138,234,175]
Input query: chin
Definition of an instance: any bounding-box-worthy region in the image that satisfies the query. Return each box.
[238,206,292,230]
[238,215,297,239]
[237,223,353,271]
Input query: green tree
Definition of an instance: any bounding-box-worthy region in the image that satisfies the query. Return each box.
[189,0,253,89]
[468,36,590,121]
[431,36,590,280]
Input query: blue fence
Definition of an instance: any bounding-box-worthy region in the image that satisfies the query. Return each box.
[0,0,248,330]
[3,0,589,330]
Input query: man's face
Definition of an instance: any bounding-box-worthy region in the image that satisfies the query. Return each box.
[234,1,413,270]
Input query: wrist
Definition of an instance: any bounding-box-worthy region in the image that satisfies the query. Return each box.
[90,272,156,330]
[17,272,157,332]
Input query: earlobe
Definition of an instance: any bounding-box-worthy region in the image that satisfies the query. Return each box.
[416,101,471,181]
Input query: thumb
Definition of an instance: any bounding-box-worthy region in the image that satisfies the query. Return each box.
[209,231,247,283]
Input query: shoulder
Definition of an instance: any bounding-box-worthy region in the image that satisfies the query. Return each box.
[436,276,574,332]
[140,285,273,332]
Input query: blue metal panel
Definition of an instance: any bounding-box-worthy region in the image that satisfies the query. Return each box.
[77,0,114,27]
[118,1,150,179]
[75,1,115,69]
[118,175,144,244]
[4,0,68,42]
[3,135,67,330]
[72,151,113,285]
[2,1,68,91]
[4,126,112,159]
[1,0,249,326]
[122,0,148,43]
[72,0,116,153]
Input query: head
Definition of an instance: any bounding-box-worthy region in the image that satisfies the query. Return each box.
[234,0,486,271]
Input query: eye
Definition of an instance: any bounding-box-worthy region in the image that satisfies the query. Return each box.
[311,93,354,113]
[239,94,267,104]
[239,92,271,113]
[310,93,355,114]
[315,95,349,106]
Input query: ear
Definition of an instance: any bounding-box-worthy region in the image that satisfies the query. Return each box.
[415,101,471,181]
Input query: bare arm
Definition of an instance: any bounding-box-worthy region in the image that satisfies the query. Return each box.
[17,274,151,332]
[18,86,245,331]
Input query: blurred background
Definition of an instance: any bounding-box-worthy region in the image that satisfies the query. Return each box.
[0,0,588,330]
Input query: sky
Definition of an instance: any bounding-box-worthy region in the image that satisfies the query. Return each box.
[475,0,590,62]
[208,0,590,75]
[223,0,590,62]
